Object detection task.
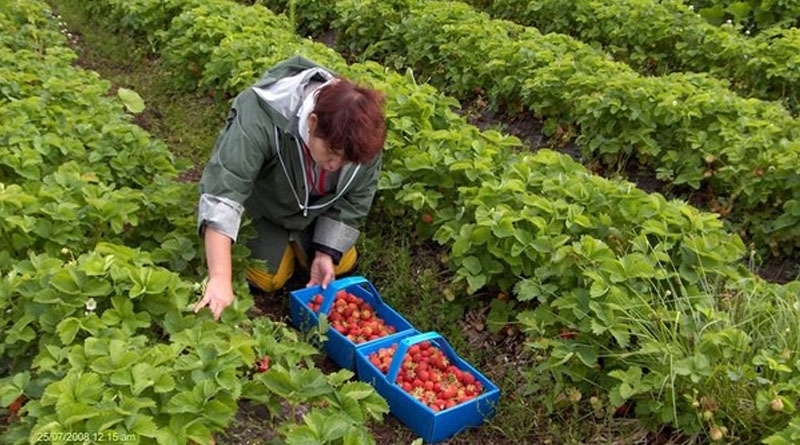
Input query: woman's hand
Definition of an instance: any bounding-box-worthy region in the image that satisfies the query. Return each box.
[197,227,234,320]
[194,275,234,320]
[307,251,335,289]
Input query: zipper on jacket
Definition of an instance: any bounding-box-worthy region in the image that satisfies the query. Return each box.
[275,127,362,217]
[275,127,305,213]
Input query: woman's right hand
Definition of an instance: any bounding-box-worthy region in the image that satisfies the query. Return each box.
[194,275,234,320]
[197,227,235,320]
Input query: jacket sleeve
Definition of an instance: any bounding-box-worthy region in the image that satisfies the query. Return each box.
[198,89,274,242]
[312,154,382,261]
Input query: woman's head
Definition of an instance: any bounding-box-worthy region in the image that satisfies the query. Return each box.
[306,78,386,168]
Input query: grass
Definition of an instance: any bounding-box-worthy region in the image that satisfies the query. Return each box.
[51,1,223,168]
[44,1,666,443]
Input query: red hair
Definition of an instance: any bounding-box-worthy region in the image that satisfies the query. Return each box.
[311,78,386,164]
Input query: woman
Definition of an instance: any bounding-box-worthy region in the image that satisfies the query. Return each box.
[194,56,386,320]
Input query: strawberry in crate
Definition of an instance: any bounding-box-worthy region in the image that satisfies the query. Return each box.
[367,340,485,412]
[307,290,398,343]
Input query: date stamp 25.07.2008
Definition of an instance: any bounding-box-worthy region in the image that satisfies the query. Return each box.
[35,431,138,443]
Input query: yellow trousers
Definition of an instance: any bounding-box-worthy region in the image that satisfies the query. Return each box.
[246,243,358,292]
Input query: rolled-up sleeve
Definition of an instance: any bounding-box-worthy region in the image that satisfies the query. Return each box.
[312,216,360,253]
[312,154,381,256]
[198,193,245,242]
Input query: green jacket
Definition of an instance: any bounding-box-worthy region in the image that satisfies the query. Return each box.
[198,56,382,264]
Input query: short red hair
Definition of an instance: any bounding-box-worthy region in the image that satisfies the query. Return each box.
[311,78,386,164]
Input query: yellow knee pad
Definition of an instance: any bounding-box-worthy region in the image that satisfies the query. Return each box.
[290,244,357,275]
[246,244,296,292]
[249,245,356,291]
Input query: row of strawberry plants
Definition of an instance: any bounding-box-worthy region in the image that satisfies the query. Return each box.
[689,0,800,30]
[260,0,800,114]
[0,2,389,444]
[463,0,800,112]
[0,2,192,272]
[328,0,800,259]
[82,0,800,441]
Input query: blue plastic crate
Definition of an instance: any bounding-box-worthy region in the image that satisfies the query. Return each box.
[355,330,501,444]
[289,275,416,371]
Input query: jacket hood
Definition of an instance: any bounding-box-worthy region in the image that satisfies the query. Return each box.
[252,67,335,127]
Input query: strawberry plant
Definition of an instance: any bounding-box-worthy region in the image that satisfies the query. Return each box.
[468,0,800,112]
[241,318,390,444]
[1,4,387,444]
[333,0,800,257]
[689,0,800,30]
[20,0,800,442]
[156,3,292,92]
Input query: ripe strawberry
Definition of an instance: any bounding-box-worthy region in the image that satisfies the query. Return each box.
[7,395,25,419]
[308,291,399,344]
[255,355,270,373]
[366,341,484,412]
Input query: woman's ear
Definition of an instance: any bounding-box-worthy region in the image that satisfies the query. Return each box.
[307,113,318,136]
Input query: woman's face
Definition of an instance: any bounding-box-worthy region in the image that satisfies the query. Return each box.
[307,113,346,171]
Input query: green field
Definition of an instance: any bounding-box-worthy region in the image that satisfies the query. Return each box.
[3,0,800,444]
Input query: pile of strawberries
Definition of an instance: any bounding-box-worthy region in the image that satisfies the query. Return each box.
[306,290,398,344]
[368,340,484,412]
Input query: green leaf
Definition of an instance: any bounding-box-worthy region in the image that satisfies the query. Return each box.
[305,411,350,441]
[285,426,323,445]
[154,427,181,445]
[726,2,751,22]
[451,237,472,257]
[131,363,155,396]
[109,369,132,387]
[469,226,492,244]
[202,399,236,426]
[514,277,556,302]
[338,396,364,423]
[492,217,515,238]
[129,414,160,438]
[154,373,176,393]
[465,272,487,293]
[117,88,146,114]
[262,367,334,401]
[461,256,482,275]
[575,345,598,367]
[50,270,83,295]
[185,421,213,445]
[326,369,355,387]
[56,402,101,425]
[76,372,105,402]
[164,390,202,414]
[339,382,375,401]
[57,318,81,345]
[343,427,375,445]
[487,299,514,334]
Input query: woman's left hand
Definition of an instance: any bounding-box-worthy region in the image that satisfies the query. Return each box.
[307,251,335,289]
